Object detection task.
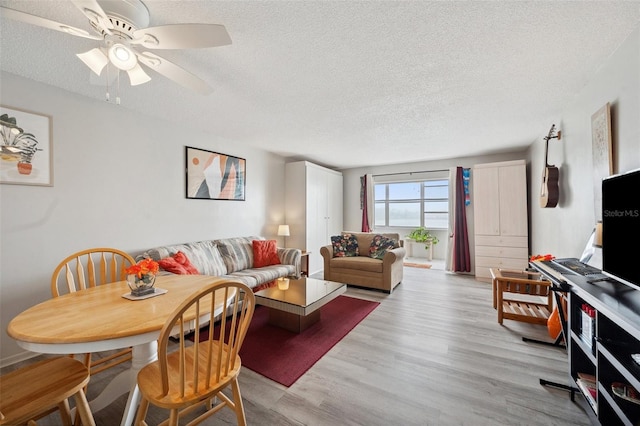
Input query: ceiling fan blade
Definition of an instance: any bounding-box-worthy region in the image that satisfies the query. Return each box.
[76,48,109,75]
[136,51,212,94]
[89,63,117,85]
[131,24,231,49]
[0,6,102,40]
[71,0,113,33]
[126,63,151,86]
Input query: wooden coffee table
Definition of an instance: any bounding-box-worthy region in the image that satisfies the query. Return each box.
[254,277,346,333]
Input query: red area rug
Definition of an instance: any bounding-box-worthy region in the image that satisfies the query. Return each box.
[197,295,379,387]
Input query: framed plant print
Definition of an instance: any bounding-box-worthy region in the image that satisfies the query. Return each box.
[1,106,53,186]
[185,146,245,200]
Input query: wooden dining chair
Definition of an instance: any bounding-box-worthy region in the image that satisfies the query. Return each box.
[135,280,256,426]
[0,356,95,426]
[51,247,135,376]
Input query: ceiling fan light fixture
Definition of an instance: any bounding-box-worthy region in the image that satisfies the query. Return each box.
[77,48,109,76]
[126,63,151,86]
[108,43,137,70]
[2,0,222,97]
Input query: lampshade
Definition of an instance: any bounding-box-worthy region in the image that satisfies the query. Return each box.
[594,221,603,248]
[278,225,290,237]
[277,277,290,290]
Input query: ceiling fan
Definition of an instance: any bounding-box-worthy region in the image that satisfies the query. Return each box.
[1,0,231,96]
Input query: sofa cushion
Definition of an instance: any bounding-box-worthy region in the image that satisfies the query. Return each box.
[346,232,402,253]
[369,234,398,260]
[277,247,301,276]
[330,256,384,273]
[227,264,295,288]
[158,251,199,275]
[216,236,262,273]
[252,240,281,267]
[139,240,227,276]
[331,233,359,257]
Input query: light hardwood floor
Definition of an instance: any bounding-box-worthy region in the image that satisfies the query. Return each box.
[5,266,591,425]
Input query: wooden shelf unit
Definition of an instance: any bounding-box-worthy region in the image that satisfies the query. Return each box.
[566,275,640,425]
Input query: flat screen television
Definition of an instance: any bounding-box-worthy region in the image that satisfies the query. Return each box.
[602,168,640,291]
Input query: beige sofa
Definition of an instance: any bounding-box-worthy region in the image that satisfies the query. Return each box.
[320,232,406,293]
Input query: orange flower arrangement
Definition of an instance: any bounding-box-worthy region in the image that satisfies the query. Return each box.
[530,254,555,262]
[125,258,159,283]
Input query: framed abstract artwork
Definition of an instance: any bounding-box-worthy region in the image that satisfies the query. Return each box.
[1,106,53,186]
[185,146,246,200]
[591,102,613,220]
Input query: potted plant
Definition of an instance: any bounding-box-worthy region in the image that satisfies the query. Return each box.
[406,227,439,247]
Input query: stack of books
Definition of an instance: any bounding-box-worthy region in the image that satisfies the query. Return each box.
[576,373,597,408]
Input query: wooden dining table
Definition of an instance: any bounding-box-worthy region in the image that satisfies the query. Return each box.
[7,274,236,426]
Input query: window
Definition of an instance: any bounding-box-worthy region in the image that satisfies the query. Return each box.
[374,179,449,229]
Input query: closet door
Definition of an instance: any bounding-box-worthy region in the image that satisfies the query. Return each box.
[326,171,343,241]
[473,166,500,236]
[306,165,328,275]
[285,161,343,276]
[498,164,528,237]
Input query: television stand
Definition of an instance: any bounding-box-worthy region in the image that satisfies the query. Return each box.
[565,275,640,424]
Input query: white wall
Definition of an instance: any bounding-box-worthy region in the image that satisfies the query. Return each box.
[341,151,528,263]
[0,73,286,365]
[2,25,638,365]
[528,26,640,259]
[342,26,640,269]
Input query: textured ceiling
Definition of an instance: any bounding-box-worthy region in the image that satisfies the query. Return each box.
[1,1,639,169]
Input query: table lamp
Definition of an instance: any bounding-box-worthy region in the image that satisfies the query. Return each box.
[277,277,290,290]
[278,224,290,247]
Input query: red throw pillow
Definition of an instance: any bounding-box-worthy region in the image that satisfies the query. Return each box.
[252,240,281,268]
[173,251,199,274]
[158,257,188,275]
[158,251,199,275]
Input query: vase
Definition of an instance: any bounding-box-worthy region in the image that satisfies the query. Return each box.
[126,273,156,297]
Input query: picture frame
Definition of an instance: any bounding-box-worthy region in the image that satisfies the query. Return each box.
[591,102,613,220]
[185,146,245,201]
[1,106,53,186]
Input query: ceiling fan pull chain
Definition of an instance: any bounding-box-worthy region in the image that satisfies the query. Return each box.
[116,71,121,105]
[105,64,111,102]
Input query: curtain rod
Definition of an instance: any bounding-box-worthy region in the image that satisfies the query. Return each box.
[373,169,450,178]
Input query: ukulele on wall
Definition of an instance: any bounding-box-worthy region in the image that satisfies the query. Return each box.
[540,124,561,208]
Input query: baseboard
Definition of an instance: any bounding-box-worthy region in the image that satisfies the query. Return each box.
[0,350,39,369]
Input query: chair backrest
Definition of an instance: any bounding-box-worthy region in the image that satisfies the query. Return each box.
[51,247,136,297]
[156,280,255,399]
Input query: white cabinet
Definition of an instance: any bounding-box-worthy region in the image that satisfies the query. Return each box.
[285,161,343,275]
[473,159,529,281]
